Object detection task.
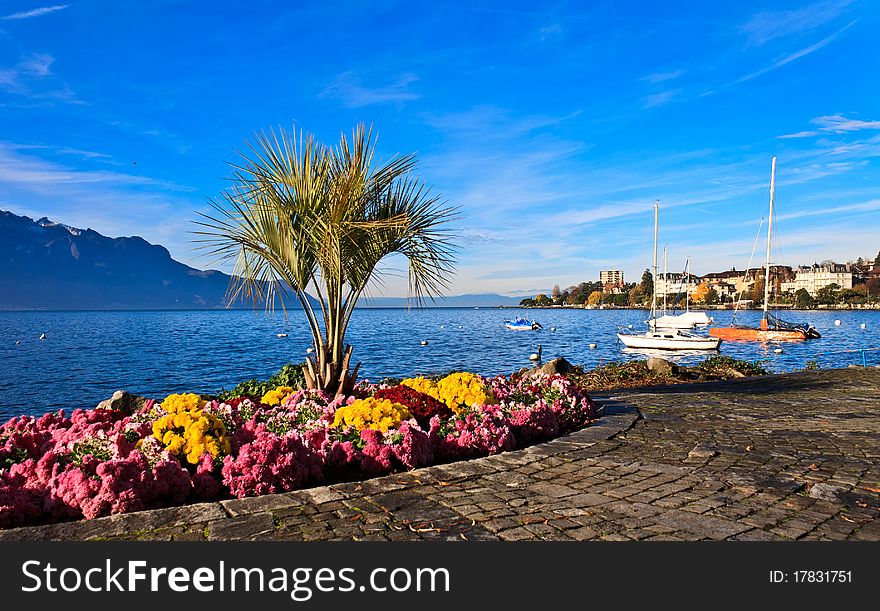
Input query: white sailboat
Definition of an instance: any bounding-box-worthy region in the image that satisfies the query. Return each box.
[648,258,714,328]
[617,201,721,351]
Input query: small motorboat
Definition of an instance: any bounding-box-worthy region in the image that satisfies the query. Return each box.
[505,316,542,331]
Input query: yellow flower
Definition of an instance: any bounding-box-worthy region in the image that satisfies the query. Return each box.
[332,397,411,433]
[151,409,229,464]
[401,377,442,401]
[436,372,495,414]
[261,386,295,406]
[161,393,204,414]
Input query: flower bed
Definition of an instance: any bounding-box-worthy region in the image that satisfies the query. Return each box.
[0,372,596,529]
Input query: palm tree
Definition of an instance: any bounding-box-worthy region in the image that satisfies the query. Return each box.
[196,124,457,395]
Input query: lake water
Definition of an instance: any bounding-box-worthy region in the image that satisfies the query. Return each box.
[1,308,879,418]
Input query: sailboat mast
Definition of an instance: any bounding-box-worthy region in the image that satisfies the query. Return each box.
[663,245,668,315]
[685,257,690,313]
[763,156,776,318]
[651,200,659,326]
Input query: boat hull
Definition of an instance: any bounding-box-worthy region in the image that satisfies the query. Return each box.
[617,333,721,350]
[709,327,811,341]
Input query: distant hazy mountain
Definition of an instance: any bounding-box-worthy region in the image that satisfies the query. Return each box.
[0,210,234,310]
[0,210,529,310]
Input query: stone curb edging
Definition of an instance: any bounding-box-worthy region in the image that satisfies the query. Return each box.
[0,400,640,541]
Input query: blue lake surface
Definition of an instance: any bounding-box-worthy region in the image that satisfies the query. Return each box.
[1,308,879,418]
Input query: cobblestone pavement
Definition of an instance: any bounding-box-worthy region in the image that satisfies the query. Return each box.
[3,368,879,541]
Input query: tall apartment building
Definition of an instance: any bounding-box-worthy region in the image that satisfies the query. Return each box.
[599,269,624,287]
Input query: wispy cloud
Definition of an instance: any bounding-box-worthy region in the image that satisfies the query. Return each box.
[2,4,68,20]
[10,143,120,164]
[320,71,420,108]
[812,114,880,133]
[734,20,857,84]
[0,53,54,89]
[778,130,821,140]
[774,198,880,223]
[538,24,562,41]
[778,113,880,139]
[0,52,80,103]
[642,69,685,84]
[0,142,194,191]
[738,0,853,46]
[643,90,677,108]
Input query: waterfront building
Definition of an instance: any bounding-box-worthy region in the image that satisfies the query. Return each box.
[655,272,700,300]
[599,269,624,288]
[780,263,855,296]
[707,280,738,301]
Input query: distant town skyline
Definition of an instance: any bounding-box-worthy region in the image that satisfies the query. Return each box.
[1,1,878,297]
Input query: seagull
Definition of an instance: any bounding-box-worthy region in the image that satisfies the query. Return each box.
[39,333,46,340]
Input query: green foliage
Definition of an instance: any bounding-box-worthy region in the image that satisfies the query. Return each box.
[840,288,866,304]
[804,360,821,371]
[196,124,457,395]
[519,298,535,306]
[814,283,841,305]
[698,355,769,376]
[0,447,29,470]
[218,362,307,401]
[794,288,814,308]
[568,361,664,391]
[640,268,653,296]
[71,437,112,466]
[604,292,629,306]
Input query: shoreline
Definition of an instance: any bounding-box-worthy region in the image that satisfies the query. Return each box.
[510,304,880,311]
[2,304,880,312]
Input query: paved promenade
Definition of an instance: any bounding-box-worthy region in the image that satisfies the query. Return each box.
[2,367,878,541]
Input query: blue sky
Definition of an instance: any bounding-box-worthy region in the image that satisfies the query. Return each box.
[1,0,878,297]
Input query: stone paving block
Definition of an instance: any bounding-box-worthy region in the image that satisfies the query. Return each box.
[653,509,751,539]
[527,482,579,498]
[497,527,534,541]
[222,494,300,517]
[207,512,275,541]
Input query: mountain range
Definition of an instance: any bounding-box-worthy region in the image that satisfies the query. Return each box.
[0,210,527,310]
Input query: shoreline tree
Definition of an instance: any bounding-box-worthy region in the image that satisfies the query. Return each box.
[197,125,457,395]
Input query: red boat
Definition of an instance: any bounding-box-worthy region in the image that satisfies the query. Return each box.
[709,157,820,343]
[710,315,820,342]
